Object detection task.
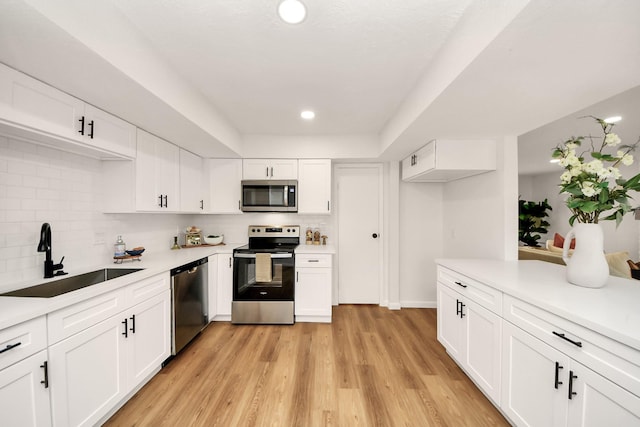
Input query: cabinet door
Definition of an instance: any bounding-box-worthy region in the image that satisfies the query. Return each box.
[295,267,332,321]
[216,254,233,320]
[243,159,271,179]
[0,350,51,427]
[157,138,180,211]
[206,159,243,214]
[84,104,136,158]
[135,129,162,211]
[464,299,502,404]
[501,321,568,427]
[49,315,127,427]
[0,64,84,141]
[270,159,298,179]
[128,290,171,388]
[567,359,640,427]
[436,282,464,362]
[179,149,204,212]
[298,159,331,214]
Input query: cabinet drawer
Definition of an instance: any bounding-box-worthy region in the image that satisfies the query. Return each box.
[48,288,127,344]
[503,294,640,397]
[437,266,502,315]
[296,254,332,268]
[125,273,170,307]
[0,316,47,371]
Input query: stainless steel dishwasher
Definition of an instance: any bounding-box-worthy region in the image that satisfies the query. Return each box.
[170,257,208,355]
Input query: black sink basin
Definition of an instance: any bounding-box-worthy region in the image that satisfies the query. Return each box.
[0,268,144,298]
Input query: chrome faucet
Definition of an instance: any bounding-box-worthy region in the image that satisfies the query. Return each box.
[37,223,67,278]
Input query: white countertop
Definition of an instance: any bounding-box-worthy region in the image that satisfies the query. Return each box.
[436,258,640,352]
[0,243,242,331]
[295,244,336,254]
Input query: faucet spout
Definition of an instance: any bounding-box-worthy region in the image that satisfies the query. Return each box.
[37,223,52,262]
[37,223,65,278]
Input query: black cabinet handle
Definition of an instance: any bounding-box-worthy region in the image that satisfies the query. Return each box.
[270,167,274,177]
[200,200,204,210]
[88,120,94,139]
[122,318,128,338]
[459,302,465,318]
[266,167,269,177]
[554,362,564,389]
[372,233,378,238]
[552,331,582,347]
[129,314,136,334]
[327,201,330,211]
[229,257,232,268]
[40,361,49,388]
[296,271,299,283]
[454,281,467,289]
[568,370,578,399]
[78,116,85,135]
[158,195,163,207]
[0,342,21,354]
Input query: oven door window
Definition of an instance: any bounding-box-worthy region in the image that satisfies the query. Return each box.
[233,253,294,300]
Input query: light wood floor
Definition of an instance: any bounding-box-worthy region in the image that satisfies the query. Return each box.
[105,305,509,426]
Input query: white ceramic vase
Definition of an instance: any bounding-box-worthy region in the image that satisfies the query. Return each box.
[562,223,609,288]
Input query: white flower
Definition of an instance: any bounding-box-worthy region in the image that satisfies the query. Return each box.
[581,181,600,197]
[583,159,604,175]
[570,166,582,176]
[609,167,622,179]
[605,133,621,146]
[622,154,634,166]
[560,171,572,183]
[566,142,578,149]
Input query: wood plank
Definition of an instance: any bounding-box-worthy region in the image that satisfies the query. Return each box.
[104,306,509,426]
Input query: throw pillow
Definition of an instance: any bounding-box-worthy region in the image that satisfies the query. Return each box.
[605,251,631,279]
[553,233,576,249]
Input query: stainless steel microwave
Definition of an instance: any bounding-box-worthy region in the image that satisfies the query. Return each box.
[241,180,297,212]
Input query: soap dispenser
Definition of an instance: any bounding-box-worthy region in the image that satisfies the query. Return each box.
[114,235,126,257]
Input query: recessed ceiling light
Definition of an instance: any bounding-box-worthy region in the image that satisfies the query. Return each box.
[278,0,306,24]
[301,110,315,120]
[604,116,622,123]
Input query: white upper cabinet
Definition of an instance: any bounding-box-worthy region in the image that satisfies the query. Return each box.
[179,149,204,213]
[135,129,180,212]
[402,139,496,182]
[298,159,331,214]
[243,159,298,180]
[0,63,135,159]
[205,158,243,214]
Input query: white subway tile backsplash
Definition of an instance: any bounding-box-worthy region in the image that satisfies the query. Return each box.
[7,186,35,199]
[0,172,22,186]
[23,175,49,189]
[5,210,35,223]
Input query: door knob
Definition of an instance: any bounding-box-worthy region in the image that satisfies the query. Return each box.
[372,233,378,238]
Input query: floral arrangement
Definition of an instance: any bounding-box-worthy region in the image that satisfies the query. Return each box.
[552,116,640,226]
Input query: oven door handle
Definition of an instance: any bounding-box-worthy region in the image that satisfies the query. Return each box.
[234,253,293,259]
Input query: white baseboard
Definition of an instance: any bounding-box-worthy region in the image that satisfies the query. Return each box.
[400,300,436,308]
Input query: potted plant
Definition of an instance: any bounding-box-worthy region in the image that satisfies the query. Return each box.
[518,198,552,247]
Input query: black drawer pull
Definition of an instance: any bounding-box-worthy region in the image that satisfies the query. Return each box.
[552,331,582,347]
[454,281,468,288]
[122,318,128,338]
[554,361,563,389]
[568,370,578,399]
[0,342,22,354]
[40,361,49,388]
[129,314,136,334]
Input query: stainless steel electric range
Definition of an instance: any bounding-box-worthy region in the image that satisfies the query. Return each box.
[231,225,300,324]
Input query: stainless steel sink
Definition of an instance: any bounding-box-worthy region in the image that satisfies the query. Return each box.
[0,268,144,298]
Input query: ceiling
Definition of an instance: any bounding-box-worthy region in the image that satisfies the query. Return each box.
[0,0,639,161]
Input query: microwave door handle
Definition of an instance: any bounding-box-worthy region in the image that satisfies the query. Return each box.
[283,185,288,207]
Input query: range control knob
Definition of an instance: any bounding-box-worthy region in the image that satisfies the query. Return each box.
[251,228,256,232]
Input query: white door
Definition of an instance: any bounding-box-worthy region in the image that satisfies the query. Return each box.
[335,164,382,304]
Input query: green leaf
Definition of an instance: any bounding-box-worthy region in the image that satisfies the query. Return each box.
[579,201,600,213]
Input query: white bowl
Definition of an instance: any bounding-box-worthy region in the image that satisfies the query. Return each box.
[204,234,224,245]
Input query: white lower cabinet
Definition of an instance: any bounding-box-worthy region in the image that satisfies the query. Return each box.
[437,281,502,404]
[0,350,52,427]
[49,314,128,427]
[502,320,640,427]
[295,254,332,322]
[212,253,233,321]
[47,273,170,427]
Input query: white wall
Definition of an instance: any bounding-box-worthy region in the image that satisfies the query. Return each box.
[519,171,640,259]
[443,137,518,260]
[0,137,190,291]
[399,181,443,307]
